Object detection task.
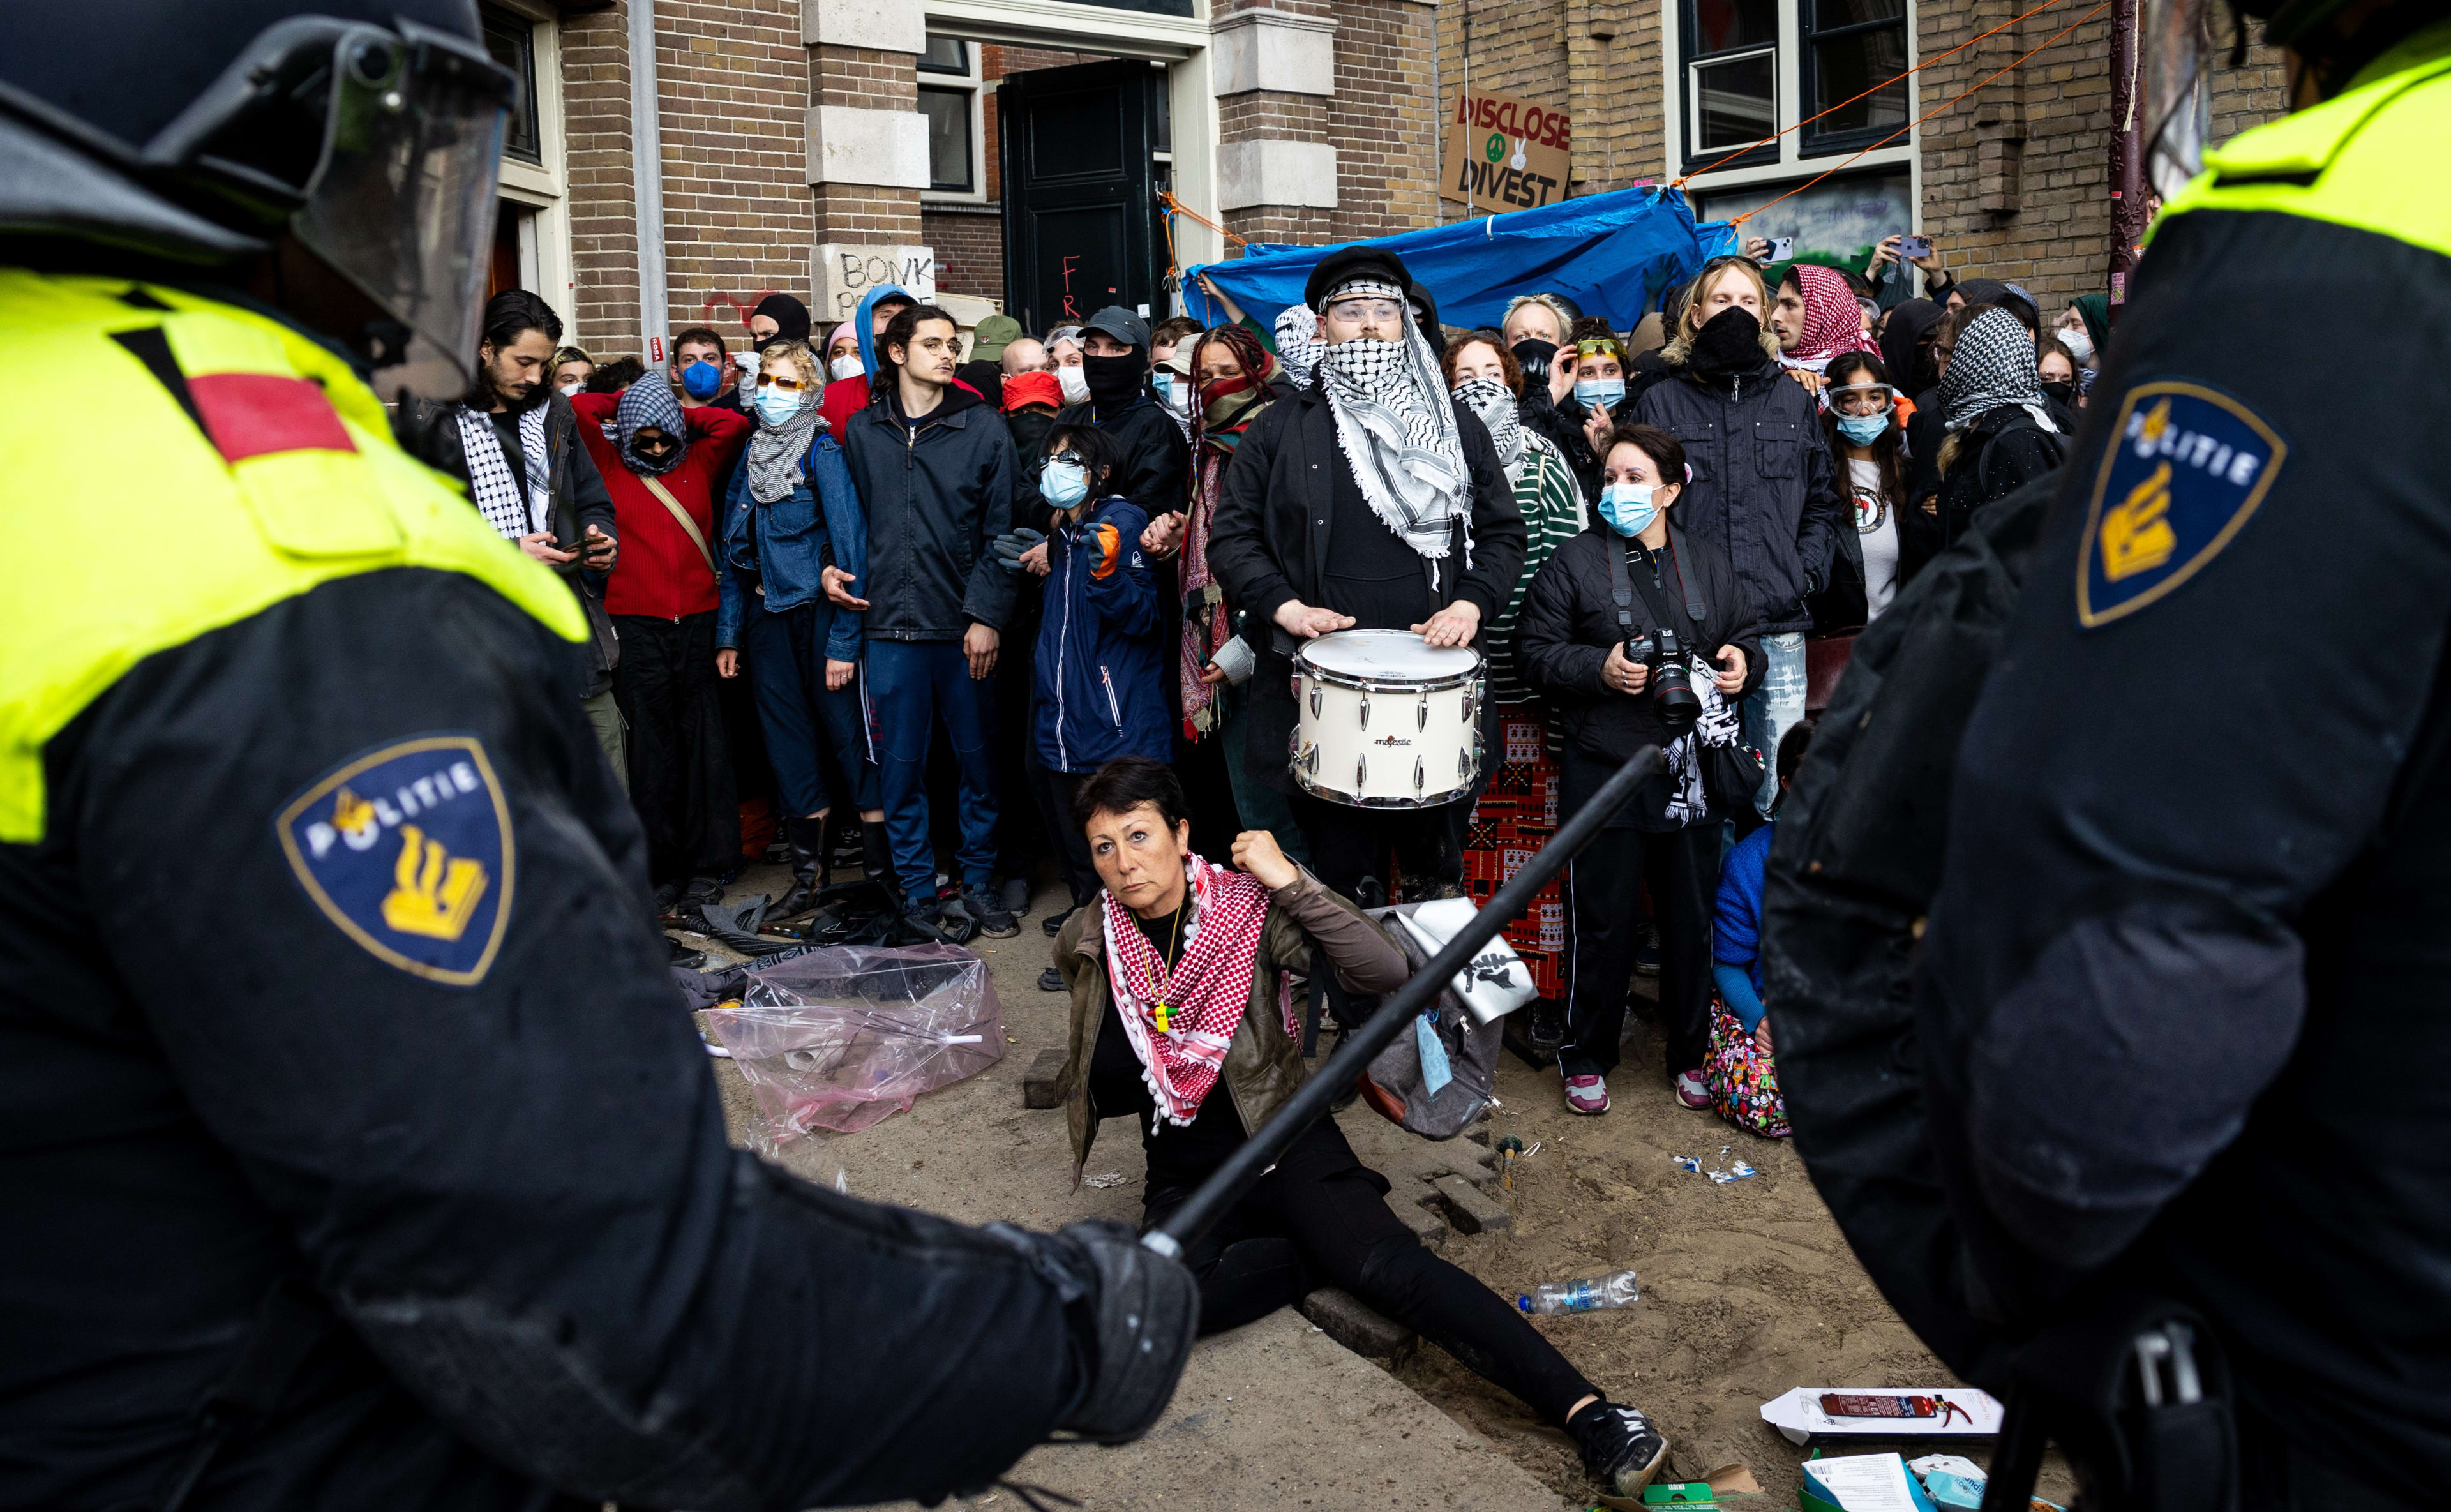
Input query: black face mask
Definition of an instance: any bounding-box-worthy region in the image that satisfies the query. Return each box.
[1688,306,1769,379]
[2041,380,2076,407]
[1081,350,1148,408]
[1511,338,1557,386]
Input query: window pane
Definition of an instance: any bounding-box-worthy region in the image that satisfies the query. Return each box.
[918,36,968,74]
[1813,27,1909,134]
[1812,0,1906,27]
[1694,52,1776,149]
[478,4,540,165]
[920,87,972,192]
[1689,0,1776,56]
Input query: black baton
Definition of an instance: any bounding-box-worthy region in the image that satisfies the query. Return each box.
[1144,744,1665,1259]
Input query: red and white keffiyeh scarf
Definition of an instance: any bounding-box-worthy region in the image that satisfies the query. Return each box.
[1102,855,1275,1128]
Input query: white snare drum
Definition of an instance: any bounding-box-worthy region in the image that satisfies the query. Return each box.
[1291,629,1485,808]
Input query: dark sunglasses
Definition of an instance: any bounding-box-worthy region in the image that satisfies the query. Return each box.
[633,433,680,456]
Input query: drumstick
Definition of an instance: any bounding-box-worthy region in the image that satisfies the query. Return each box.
[1144,744,1668,1260]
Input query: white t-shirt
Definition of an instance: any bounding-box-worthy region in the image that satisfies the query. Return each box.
[1850,456,1901,620]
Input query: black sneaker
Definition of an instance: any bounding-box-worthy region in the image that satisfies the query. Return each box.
[1042,903,1076,938]
[1038,965,1067,992]
[966,885,1019,939]
[1568,1401,1668,1497]
[999,874,1031,918]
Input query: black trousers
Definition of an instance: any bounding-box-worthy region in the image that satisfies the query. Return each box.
[1291,793,1465,906]
[613,611,739,887]
[1561,823,1718,1079]
[1143,1125,1593,1426]
[1028,763,1100,910]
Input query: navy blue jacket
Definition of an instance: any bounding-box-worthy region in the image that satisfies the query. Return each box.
[1034,495,1169,773]
[843,385,1017,641]
[714,430,867,660]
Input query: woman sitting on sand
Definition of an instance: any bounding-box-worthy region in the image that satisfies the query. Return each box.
[1049,755,1672,1499]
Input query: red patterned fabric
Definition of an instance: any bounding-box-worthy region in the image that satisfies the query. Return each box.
[1460,705,1566,999]
[1787,263,1863,363]
[1101,855,1273,1126]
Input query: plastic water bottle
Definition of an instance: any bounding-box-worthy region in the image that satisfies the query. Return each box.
[1517,1269,1640,1315]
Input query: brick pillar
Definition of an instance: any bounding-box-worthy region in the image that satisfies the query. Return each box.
[802,1,931,327]
[1211,0,1340,248]
[562,3,639,359]
[1325,0,1441,239]
[660,0,816,336]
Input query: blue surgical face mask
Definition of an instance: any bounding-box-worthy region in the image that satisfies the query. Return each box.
[1836,413,1889,445]
[1575,377,1626,410]
[681,359,723,400]
[1598,481,1660,537]
[753,387,803,427]
[1042,458,1089,508]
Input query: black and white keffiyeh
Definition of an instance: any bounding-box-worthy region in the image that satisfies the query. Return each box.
[456,403,552,541]
[1940,308,2060,435]
[1451,375,1559,488]
[1273,303,1324,389]
[1661,672,1743,828]
[1316,280,1471,561]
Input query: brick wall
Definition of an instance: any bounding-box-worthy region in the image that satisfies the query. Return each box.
[660,0,816,344]
[561,3,638,360]
[1326,0,1442,240]
[926,205,1005,298]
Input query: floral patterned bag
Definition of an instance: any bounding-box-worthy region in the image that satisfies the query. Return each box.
[1704,996,1790,1138]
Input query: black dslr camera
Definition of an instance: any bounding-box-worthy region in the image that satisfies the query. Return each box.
[1626,626,1702,729]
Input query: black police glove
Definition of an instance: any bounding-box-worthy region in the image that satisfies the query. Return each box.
[990,527,1047,574]
[986,1218,1198,1444]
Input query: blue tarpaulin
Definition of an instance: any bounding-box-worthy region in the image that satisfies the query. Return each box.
[1185,186,1739,335]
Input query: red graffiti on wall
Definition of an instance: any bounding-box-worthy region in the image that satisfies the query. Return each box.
[1060,255,1081,322]
[698,288,783,336]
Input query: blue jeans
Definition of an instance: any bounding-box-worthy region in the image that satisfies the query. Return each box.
[1741,632,1808,819]
[867,639,998,897]
[741,595,877,818]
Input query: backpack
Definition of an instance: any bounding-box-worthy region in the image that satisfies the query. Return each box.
[1353,902,1513,1140]
[1756,469,2060,1384]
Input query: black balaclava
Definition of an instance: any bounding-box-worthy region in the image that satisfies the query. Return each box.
[752,293,812,347]
[1688,306,1773,383]
[1082,349,1148,412]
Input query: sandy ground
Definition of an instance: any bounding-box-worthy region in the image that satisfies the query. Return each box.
[693,857,2070,1509]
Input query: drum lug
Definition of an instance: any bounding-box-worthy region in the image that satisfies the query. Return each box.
[1308,678,1320,719]
[1458,746,1472,779]
[1358,692,1370,730]
[1357,753,1367,790]
[1305,742,1318,775]
[1413,756,1425,792]
[1417,689,1428,731]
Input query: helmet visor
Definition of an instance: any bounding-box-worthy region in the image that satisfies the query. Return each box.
[292,23,511,400]
[2140,0,2215,202]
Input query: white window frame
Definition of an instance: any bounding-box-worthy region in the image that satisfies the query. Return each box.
[484,0,575,319]
[1661,0,1919,203]
[918,35,991,206]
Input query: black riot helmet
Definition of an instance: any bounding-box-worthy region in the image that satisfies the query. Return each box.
[0,2,518,399]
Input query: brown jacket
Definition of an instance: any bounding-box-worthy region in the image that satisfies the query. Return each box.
[1053,867,1411,1186]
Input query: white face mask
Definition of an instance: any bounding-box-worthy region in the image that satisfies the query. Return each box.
[830,354,863,383]
[1056,365,1090,404]
[2058,325,2095,364]
[558,380,583,398]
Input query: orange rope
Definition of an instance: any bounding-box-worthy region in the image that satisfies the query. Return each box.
[1728,0,2110,227]
[1669,0,2081,190]
[1158,190,1249,250]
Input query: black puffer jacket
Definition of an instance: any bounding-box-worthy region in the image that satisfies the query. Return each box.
[843,384,1019,640]
[1515,522,1763,828]
[1633,357,1847,636]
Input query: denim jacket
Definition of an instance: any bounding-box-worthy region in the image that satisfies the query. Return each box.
[716,430,867,659]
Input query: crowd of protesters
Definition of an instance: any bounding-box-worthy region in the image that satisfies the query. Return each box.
[426,228,2081,1117]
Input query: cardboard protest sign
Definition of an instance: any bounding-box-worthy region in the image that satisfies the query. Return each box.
[1439,90,1571,215]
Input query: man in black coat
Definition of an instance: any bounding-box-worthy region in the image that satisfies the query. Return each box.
[1048,305,1190,526]
[1207,248,1527,913]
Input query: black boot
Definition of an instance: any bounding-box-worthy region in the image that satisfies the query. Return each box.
[773,815,826,918]
[861,820,894,887]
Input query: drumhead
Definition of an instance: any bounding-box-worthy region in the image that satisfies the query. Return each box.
[1296,629,1481,682]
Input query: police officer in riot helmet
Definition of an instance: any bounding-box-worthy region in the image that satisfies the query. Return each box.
[1769,2,2451,1508]
[0,4,1194,1507]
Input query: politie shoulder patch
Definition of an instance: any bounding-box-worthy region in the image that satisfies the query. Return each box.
[274,735,514,986]
[2076,382,2288,629]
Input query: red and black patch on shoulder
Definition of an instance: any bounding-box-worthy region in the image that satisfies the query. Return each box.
[111,327,356,465]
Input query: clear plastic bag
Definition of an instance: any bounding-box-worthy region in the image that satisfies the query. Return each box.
[705,943,1005,1151]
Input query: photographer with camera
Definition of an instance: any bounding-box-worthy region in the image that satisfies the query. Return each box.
[1517,424,1762,1115]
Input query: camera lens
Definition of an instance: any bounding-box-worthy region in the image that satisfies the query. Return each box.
[348,39,399,88]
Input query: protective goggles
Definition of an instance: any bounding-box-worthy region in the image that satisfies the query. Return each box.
[1323,297,1407,322]
[1828,382,1897,414]
[149,17,516,400]
[1575,338,1627,362]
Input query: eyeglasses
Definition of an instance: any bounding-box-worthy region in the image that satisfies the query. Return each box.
[1048,450,1086,467]
[758,373,810,392]
[1830,384,1895,415]
[633,434,679,457]
[1325,299,1405,322]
